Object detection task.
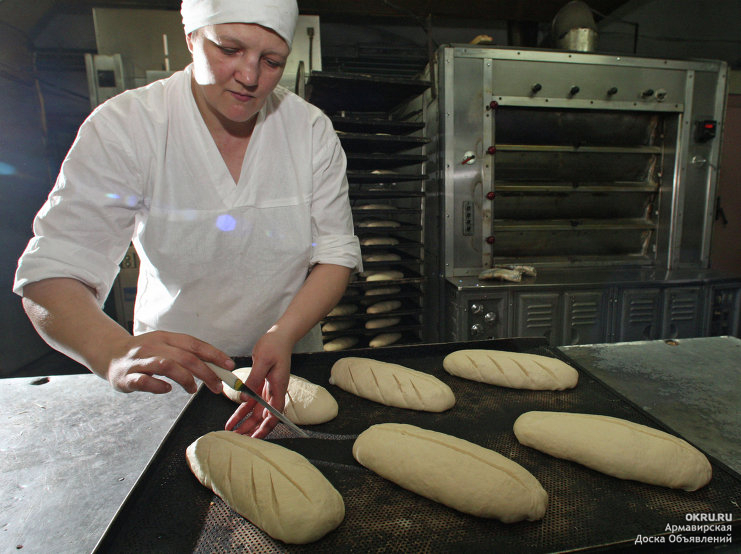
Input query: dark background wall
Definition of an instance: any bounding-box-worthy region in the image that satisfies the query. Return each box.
[2,0,740,375]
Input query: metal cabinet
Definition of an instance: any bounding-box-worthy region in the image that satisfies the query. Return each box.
[562,290,611,345]
[511,292,562,346]
[661,286,703,339]
[615,288,662,342]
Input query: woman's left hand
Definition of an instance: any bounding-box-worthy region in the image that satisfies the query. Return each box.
[224,327,292,438]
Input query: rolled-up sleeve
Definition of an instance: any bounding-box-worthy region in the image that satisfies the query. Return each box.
[309,115,362,272]
[13,107,146,305]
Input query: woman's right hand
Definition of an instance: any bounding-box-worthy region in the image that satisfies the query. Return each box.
[106,330,235,395]
[22,278,233,396]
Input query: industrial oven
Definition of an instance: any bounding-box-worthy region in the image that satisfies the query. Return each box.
[422,45,741,344]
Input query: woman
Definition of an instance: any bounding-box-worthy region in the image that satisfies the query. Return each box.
[13,0,361,438]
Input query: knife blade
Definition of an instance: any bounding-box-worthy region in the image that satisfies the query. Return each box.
[207,363,309,438]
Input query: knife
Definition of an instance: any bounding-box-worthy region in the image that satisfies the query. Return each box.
[207,363,309,438]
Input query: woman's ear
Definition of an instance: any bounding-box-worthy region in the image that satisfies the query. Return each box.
[185,30,196,54]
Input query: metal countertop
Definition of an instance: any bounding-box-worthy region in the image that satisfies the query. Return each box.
[0,374,192,554]
[560,336,741,476]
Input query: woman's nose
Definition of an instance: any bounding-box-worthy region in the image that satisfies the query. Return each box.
[235,56,259,87]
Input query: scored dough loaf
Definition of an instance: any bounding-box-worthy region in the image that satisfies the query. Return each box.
[329,357,455,412]
[223,368,338,425]
[513,411,712,491]
[186,431,345,544]
[353,424,547,523]
[443,349,578,390]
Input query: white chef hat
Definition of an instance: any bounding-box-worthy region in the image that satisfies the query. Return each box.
[181,0,299,48]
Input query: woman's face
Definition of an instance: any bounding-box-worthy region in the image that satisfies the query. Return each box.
[186,23,289,128]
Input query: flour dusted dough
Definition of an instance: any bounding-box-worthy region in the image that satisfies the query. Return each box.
[365,317,401,329]
[365,270,404,282]
[513,411,712,491]
[223,368,338,425]
[353,424,547,522]
[361,237,399,246]
[321,319,355,333]
[327,303,357,317]
[329,357,455,412]
[443,349,578,390]
[186,431,345,543]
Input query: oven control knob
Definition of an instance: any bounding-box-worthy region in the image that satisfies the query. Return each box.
[484,312,497,323]
[470,303,484,314]
[486,145,496,155]
[641,89,654,98]
[486,191,495,200]
[470,323,484,336]
[531,83,542,93]
[607,86,618,96]
[569,85,580,96]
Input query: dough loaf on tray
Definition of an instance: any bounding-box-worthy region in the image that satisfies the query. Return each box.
[353,423,547,523]
[223,367,338,425]
[513,411,712,491]
[186,431,345,544]
[443,349,578,390]
[329,357,455,412]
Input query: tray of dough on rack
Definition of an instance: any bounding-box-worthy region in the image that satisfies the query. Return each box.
[93,338,741,553]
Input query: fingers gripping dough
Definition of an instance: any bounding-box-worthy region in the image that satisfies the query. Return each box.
[513,411,712,491]
[186,431,345,543]
[223,368,338,425]
[352,424,547,523]
[443,349,578,390]
[329,357,455,412]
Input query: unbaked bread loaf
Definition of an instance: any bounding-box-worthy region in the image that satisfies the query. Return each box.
[353,424,547,522]
[361,237,399,246]
[323,336,359,351]
[364,286,401,296]
[443,349,578,390]
[365,317,401,329]
[363,253,402,263]
[321,320,355,333]
[327,304,358,317]
[366,300,401,314]
[369,333,402,347]
[329,357,455,412]
[223,368,338,425]
[186,431,345,543]
[365,270,404,282]
[513,411,712,491]
[357,220,401,228]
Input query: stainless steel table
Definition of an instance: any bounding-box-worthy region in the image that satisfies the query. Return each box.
[0,374,192,554]
[561,335,741,476]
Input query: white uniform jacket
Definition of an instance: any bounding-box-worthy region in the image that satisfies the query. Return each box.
[14,64,361,355]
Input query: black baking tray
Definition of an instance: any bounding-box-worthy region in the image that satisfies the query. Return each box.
[93,338,741,553]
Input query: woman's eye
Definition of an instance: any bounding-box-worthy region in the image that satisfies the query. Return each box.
[264,58,284,69]
[218,46,239,55]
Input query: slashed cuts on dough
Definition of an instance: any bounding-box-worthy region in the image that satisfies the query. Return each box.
[353,423,547,523]
[443,349,578,390]
[186,431,345,544]
[223,367,338,425]
[513,411,712,491]
[329,357,455,412]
